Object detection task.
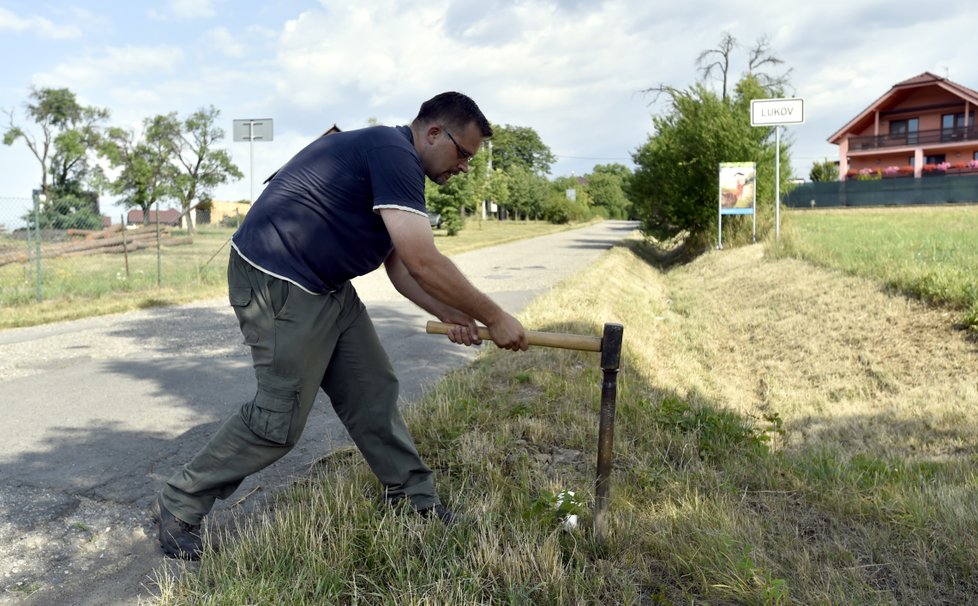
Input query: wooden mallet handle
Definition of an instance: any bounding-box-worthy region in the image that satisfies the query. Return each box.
[425,321,602,352]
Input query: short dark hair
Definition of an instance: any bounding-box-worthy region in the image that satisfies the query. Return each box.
[413,92,492,138]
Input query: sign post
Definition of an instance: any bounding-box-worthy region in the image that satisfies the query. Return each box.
[750,98,804,240]
[233,118,274,203]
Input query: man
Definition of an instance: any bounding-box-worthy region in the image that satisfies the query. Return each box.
[155,92,528,560]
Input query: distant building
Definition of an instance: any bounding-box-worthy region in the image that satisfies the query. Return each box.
[126,208,182,227]
[829,72,978,180]
[204,199,252,225]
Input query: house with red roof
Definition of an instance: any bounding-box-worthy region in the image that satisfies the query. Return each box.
[828,72,978,180]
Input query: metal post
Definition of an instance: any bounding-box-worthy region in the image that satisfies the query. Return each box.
[155,201,162,288]
[249,121,255,203]
[121,213,130,280]
[594,322,623,541]
[32,190,43,302]
[775,125,781,241]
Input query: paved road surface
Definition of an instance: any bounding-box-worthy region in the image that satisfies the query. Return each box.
[0,220,638,605]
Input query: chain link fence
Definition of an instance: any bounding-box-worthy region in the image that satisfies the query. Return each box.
[0,194,234,326]
[0,196,43,304]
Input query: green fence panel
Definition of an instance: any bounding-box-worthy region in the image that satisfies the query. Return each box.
[785,174,978,208]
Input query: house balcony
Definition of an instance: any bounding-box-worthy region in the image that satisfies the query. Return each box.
[848,126,978,151]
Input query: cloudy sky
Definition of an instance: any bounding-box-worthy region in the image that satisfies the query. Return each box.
[2,0,977,218]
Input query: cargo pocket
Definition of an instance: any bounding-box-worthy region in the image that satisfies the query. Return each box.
[242,370,300,445]
[229,286,252,307]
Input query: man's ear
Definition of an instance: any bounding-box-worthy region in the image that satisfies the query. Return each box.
[425,124,442,145]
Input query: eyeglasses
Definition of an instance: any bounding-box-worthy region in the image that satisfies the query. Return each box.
[443,129,475,162]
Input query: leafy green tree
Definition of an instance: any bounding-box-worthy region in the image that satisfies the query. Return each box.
[809,158,839,182]
[489,124,555,175]
[424,148,490,235]
[630,74,790,248]
[102,113,181,224]
[504,165,549,220]
[585,164,633,219]
[4,87,109,227]
[172,106,243,236]
[485,167,510,218]
[541,177,591,224]
[29,196,103,230]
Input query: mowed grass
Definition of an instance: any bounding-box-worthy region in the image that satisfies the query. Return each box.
[770,205,978,330]
[155,233,978,604]
[0,219,582,329]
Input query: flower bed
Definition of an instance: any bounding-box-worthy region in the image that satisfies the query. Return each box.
[882,165,914,178]
[946,160,978,176]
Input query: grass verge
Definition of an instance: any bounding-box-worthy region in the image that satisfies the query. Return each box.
[155,237,978,604]
[768,205,978,331]
[0,220,585,330]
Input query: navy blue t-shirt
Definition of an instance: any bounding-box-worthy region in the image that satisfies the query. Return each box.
[231,125,427,294]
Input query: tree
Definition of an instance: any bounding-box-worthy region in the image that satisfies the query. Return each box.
[171,106,243,236]
[634,34,792,250]
[630,74,790,249]
[4,87,109,228]
[747,35,793,92]
[586,164,633,219]
[424,145,492,235]
[689,33,792,101]
[489,124,555,175]
[102,113,181,224]
[696,32,737,101]
[809,158,839,182]
[485,167,510,218]
[504,165,549,220]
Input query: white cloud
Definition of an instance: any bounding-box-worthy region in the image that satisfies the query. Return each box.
[34,45,186,91]
[0,6,81,39]
[207,26,248,59]
[148,0,218,20]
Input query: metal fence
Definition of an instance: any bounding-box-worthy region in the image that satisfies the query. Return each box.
[0,194,231,311]
[784,174,978,209]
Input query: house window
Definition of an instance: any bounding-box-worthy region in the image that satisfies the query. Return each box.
[941,113,975,141]
[925,154,946,165]
[889,118,919,144]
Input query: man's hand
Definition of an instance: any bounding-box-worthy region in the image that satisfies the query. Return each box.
[486,313,528,351]
[379,208,528,352]
[439,311,482,346]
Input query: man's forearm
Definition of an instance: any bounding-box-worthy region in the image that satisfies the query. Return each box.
[406,254,506,327]
[385,254,460,321]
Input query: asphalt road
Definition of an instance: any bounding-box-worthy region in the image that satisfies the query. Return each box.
[0,220,638,605]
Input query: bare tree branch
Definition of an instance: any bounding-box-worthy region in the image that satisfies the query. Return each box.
[696,32,737,100]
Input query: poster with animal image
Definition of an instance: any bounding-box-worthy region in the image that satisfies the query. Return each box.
[718,162,756,214]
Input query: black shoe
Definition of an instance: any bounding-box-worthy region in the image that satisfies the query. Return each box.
[155,497,203,561]
[416,503,457,526]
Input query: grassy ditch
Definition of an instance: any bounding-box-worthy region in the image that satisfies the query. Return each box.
[0,220,583,329]
[769,205,978,331]
[155,238,978,604]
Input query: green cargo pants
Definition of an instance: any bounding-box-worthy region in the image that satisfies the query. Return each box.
[161,249,438,525]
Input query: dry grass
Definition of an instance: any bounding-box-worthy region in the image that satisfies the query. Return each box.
[0,220,585,329]
[155,233,978,604]
[655,244,978,461]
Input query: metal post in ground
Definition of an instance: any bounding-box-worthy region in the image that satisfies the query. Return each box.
[32,189,44,302]
[593,322,623,542]
[426,320,624,542]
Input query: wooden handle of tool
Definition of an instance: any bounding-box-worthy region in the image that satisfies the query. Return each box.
[425,321,602,352]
